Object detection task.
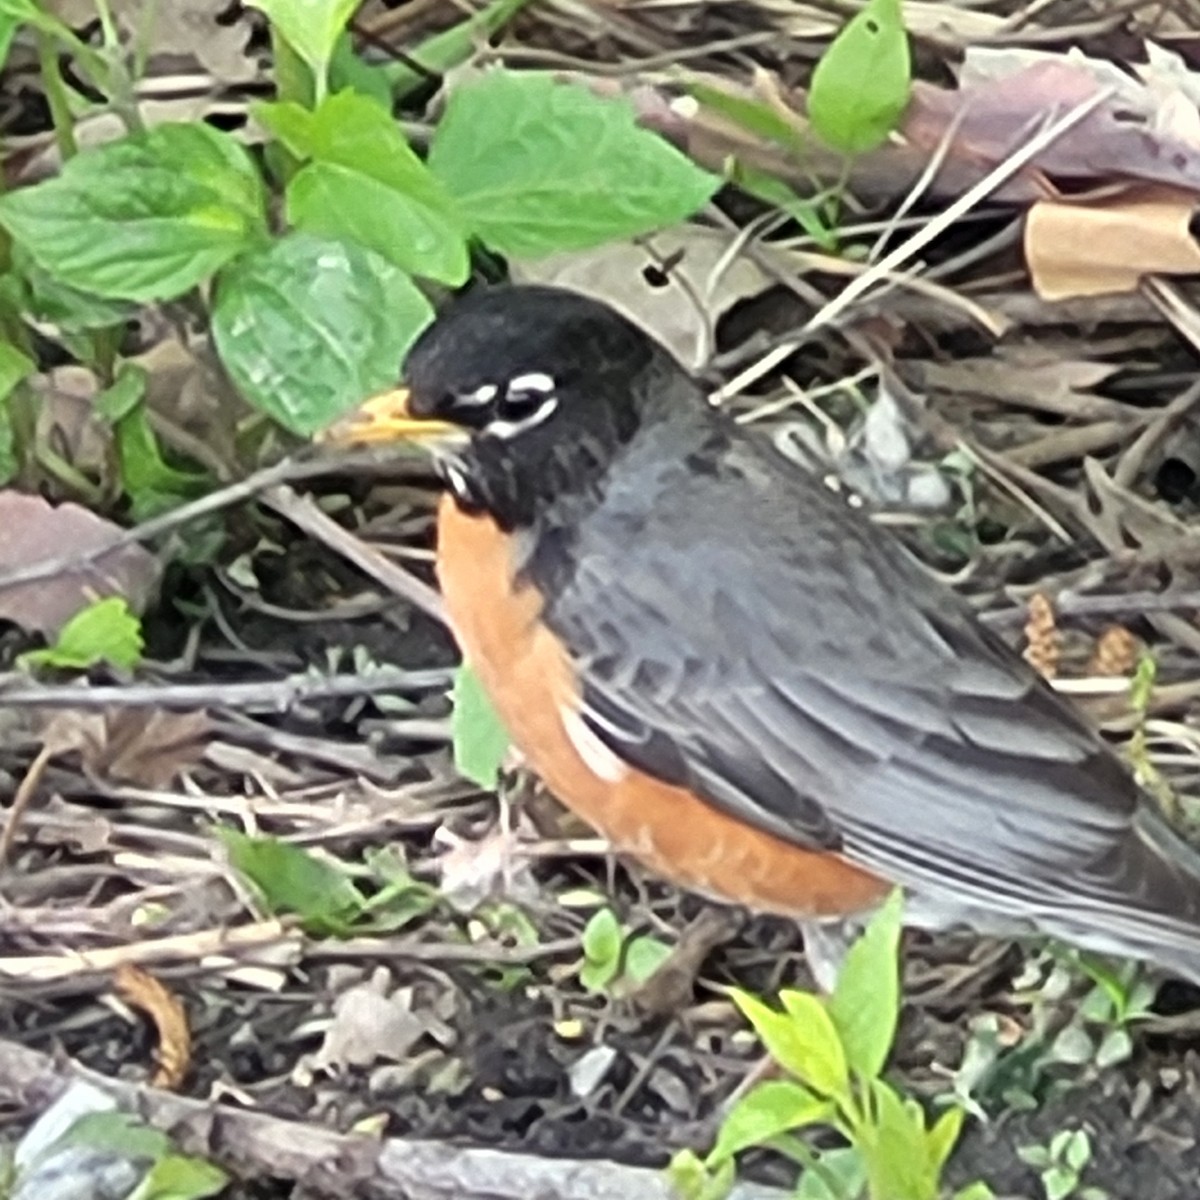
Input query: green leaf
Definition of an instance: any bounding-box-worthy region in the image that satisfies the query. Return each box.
[0,124,266,302]
[687,80,801,149]
[129,1153,228,1200]
[428,71,719,258]
[211,232,433,436]
[0,338,33,401]
[707,1080,831,1165]
[580,906,622,992]
[1095,1027,1132,1069]
[864,1079,935,1200]
[245,0,358,80]
[218,827,366,935]
[623,934,672,985]
[19,596,145,671]
[732,989,849,1097]
[666,1148,736,1200]
[826,889,903,1079]
[1063,1130,1091,1172]
[328,32,394,106]
[11,245,138,332]
[1044,1166,1078,1200]
[724,161,839,251]
[927,1106,964,1171]
[97,366,209,518]
[53,1111,169,1162]
[807,0,911,155]
[953,1185,996,1200]
[1050,1024,1094,1065]
[0,339,28,486]
[795,1147,867,1200]
[288,162,469,285]
[451,662,510,789]
[263,93,469,283]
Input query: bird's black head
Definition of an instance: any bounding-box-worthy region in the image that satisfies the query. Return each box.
[327,284,701,529]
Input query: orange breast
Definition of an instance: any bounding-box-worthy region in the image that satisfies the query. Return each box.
[435,496,889,919]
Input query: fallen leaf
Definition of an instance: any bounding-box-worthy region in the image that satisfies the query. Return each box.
[1088,626,1140,677]
[39,707,210,788]
[0,492,159,636]
[513,226,772,367]
[905,58,1200,198]
[314,967,451,1072]
[432,814,540,912]
[1023,592,1059,680]
[113,963,191,1090]
[1027,186,1200,300]
[913,354,1124,421]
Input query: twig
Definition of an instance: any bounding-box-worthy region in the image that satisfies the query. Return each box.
[0,666,451,709]
[715,86,1117,401]
[0,742,53,868]
[0,919,296,986]
[0,452,406,598]
[261,485,446,622]
[0,1038,788,1200]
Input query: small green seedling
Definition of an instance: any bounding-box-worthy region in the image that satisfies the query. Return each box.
[18,596,144,672]
[219,828,438,937]
[670,892,992,1200]
[1018,1129,1105,1200]
[807,0,912,155]
[578,906,672,996]
[452,663,511,790]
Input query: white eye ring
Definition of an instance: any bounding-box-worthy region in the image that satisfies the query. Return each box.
[487,395,559,440]
[506,372,555,397]
[457,383,498,407]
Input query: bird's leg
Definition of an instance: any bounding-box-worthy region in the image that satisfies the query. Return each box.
[800,918,862,993]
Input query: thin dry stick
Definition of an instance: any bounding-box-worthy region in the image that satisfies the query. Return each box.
[0,665,450,709]
[260,485,445,621]
[0,451,411,597]
[0,741,54,868]
[807,86,1116,332]
[0,1037,789,1200]
[714,86,1116,402]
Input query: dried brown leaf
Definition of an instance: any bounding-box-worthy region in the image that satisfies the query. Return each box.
[512,227,771,367]
[0,492,159,636]
[905,60,1200,197]
[1088,626,1140,677]
[1027,186,1200,301]
[1023,592,1060,680]
[40,707,210,788]
[314,967,453,1072]
[113,962,191,1090]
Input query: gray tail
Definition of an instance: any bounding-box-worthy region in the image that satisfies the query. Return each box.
[1058,806,1200,985]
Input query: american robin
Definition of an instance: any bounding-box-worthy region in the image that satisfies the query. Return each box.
[326,283,1200,984]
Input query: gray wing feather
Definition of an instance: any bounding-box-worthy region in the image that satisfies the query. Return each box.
[530,417,1200,948]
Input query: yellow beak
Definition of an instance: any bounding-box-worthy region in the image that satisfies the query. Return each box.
[319,387,457,445]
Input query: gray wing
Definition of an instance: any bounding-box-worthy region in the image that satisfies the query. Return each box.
[530,417,1171,930]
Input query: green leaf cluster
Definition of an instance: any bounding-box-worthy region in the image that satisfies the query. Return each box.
[18,596,144,672]
[49,1111,226,1200]
[219,827,438,937]
[0,0,718,447]
[670,893,991,1200]
[578,906,671,995]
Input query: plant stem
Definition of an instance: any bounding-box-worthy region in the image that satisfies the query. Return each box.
[35,31,79,161]
[271,25,314,107]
